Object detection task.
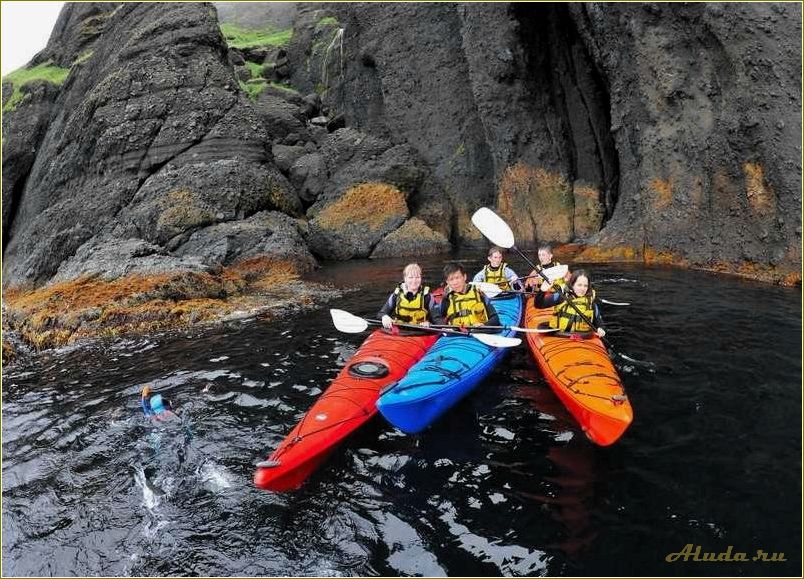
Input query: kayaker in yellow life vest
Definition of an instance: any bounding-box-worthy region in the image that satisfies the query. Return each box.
[534,269,606,338]
[379,263,442,329]
[440,263,500,329]
[525,244,570,291]
[472,246,523,291]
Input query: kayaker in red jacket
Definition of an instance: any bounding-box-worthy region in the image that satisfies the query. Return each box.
[534,269,606,338]
[378,263,442,329]
[440,263,500,329]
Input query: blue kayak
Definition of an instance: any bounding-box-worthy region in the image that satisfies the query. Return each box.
[376,294,523,433]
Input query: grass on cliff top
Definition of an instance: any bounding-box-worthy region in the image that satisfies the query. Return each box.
[315,16,340,31]
[244,60,264,79]
[2,61,70,112]
[239,79,267,101]
[220,23,293,49]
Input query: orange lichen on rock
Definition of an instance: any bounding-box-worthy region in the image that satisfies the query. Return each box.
[576,244,799,286]
[703,259,800,286]
[644,248,688,266]
[573,182,604,238]
[743,162,776,216]
[3,257,307,352]
[315,182,408,230]
[497,162,574,244]
[576,245,641,262]
[157,190,216,238]
[649,178,673,210]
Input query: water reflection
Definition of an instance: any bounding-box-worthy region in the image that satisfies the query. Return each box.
[2,257,801,576]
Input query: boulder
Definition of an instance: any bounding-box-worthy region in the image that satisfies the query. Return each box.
[370,218,452,259]
[228,48,245,66]
[307,182,409,260]
[174,210,317,272]
[52,237,209,283]
[272,143,307,173]
[289,153,327,203]
[254,92,308,141]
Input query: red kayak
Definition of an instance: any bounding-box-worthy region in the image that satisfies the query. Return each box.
[254,300,441,491]
[524,298,633,446]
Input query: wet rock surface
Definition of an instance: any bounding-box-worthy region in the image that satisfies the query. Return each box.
[2,1,800,301]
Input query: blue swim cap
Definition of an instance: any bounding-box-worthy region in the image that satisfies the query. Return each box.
[150,394,165,414]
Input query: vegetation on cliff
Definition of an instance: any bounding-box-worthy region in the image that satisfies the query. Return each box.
[220,23,292,49]
[2,61,70,112]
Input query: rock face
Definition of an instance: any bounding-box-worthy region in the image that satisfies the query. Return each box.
[285,2,800,280]
[2,2,801,289]
[568,3,801,276]
[288,3,618,245]
[2,3,305,287]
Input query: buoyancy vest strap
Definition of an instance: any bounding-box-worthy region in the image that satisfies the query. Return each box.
[393,285,430,324]
[445,286,488,326]
[484,263,510,290]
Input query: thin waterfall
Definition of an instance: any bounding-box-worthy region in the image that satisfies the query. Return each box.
[321,27,345,93]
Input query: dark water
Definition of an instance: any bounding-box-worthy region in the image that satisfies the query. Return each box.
[3,253,801,577]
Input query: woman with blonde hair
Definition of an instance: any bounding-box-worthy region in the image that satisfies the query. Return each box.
[378,263,442,329]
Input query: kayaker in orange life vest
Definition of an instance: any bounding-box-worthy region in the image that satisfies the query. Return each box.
[379,263,442,329]
[472,246,523,291]
[524,243,570,290]
[440,263,500,330]
[534,269,606,338]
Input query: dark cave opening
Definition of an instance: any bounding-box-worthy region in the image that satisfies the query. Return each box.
[512,3,620,225]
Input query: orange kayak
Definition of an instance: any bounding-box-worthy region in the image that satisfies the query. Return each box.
[254,327,438,491]
[524,298,633,446]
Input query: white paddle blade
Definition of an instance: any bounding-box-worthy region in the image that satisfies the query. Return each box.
[471,207,515,248]
[600,298,631,306]
[542,264,569,283]
[471,281,503,298]
[471,333,521,348]
[330,309,369,333]
[510,325,561,334]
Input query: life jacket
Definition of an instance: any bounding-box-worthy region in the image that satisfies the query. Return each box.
[142,394,166,417]
[550,289,596,332]
[392,284,430,324]
[445,285,489,326]
[483,263,511,290]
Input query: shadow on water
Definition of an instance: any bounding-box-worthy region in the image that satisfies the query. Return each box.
[2,253,801,576]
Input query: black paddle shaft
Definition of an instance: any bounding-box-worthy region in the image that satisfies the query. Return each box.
[366,318,476,338]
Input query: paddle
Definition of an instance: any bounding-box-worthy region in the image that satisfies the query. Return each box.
[474,282,630,306]
[599,298,630,306]
[517,264,569,284]
[429,320,560,334]
[330,309,522,348]
[471,208,651,366]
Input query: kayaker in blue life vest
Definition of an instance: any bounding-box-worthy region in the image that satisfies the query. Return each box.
[534,269,606,338]
[379,263,443,329]
[472,246,523,291]
[441,263,500,330]
[141,385,176,420]
[525,244,570,290]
